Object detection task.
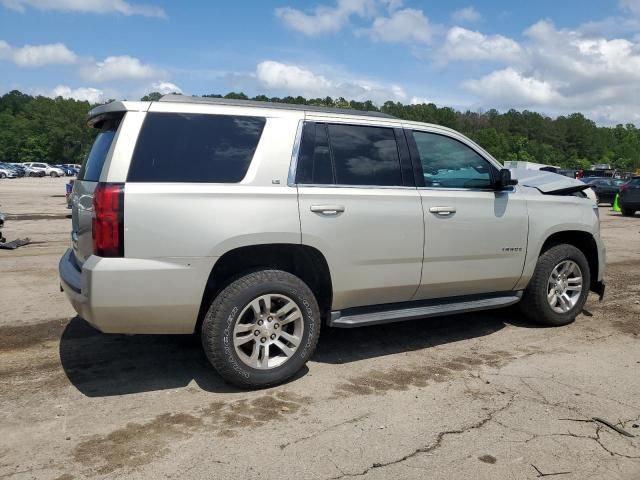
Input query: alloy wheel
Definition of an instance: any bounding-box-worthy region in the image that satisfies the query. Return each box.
[232,294,304,369]
[547,260,583,314]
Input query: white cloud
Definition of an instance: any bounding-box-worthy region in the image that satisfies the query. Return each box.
[1,0,166,17]
[620,0,640,15]
[151,81,182,94]
[275,0,375,35]
[257,61,332,92]
[451,6,481,24]
[49,85,104,103]
[463,68,560,106]
[81,55,163,82]
[0,40,77,67]
[437,27,523,64]
[410,96,430,105]
[254,60,407,103]
[360,8,433,44]
[459,20,640,123]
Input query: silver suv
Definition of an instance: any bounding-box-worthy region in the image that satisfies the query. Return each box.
[59,95,605,388]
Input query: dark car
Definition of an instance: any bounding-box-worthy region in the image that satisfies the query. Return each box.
[0,162,22,178]
[59,165,76,176]
[619,177,640,216]
[6,163,26,177]
[581,177,626,204]
[60,164,79,176]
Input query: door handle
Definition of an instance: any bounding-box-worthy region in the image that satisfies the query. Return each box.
[310,205,345,215]
[429,206,456,216]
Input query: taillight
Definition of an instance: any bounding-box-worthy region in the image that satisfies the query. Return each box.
[92,183,124,257]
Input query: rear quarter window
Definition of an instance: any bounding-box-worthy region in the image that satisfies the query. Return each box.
[127,113,266,183]
[79,117,121,182]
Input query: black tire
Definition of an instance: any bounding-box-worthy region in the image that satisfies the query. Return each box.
[50,171,58,177]
[519,244,590,326]
[621,208,635,217]
[0,172,5,179]
[201,269,321,388]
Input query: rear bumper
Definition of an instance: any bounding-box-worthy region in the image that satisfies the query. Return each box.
[59,249,214,334]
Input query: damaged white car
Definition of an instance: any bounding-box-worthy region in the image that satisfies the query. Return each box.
[59,96,606,387]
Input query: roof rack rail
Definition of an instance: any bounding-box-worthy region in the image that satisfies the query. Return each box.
[158,94,396,119]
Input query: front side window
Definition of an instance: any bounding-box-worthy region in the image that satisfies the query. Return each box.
[128,113,266,183]
[413,131,493,189]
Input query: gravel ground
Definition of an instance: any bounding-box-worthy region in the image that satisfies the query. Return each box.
[1,177,639,480]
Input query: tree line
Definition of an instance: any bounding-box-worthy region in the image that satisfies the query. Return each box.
[1,89,639,172]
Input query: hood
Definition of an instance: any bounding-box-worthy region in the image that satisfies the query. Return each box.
[508,168,590,194]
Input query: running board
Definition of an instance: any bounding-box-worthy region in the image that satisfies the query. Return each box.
[329,292,523,328]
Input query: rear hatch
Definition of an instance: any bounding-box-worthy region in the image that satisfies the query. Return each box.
[71,115,123,266]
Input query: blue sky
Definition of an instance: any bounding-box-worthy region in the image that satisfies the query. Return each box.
[1,0,640,124]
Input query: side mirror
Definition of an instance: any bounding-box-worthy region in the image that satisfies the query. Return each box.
[496,169,518,189]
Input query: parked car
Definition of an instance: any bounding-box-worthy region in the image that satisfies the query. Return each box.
[7,163,27,177]
[59,95,606,388]
[0,163,18,179]
[60,164,80,176]
[23,165,46,177]
[22,162,65,177]
[58,165,77,176]
[619,177,640,216]
[581,177,626,204]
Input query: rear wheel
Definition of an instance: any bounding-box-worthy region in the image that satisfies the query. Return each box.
[519,244,590,326]
[50,171,58,177]
[0,172,6,179]
[201,269,321,388]
[621,208,636,217]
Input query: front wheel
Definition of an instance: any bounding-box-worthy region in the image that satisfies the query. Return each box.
[0,172,6,179]
[519,244,590,326]
[50,171,58,177]
[201,269,321,388]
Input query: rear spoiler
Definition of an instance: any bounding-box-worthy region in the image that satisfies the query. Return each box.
[87,101,151,127]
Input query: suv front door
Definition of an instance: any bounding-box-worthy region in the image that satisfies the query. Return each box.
[295,120,424,311]
[408,128,527,300]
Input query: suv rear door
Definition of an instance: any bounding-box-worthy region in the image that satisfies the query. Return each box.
[71,115,123,266]
[407,128,528,299]
[296,119,424,311]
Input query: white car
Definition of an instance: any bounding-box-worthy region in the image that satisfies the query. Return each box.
[0,165,18,178]
[23,162,65,177]
[59,95,606,388]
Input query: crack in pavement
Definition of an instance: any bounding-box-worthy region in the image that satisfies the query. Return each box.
[280,413,370,450]
[325,394,516,480]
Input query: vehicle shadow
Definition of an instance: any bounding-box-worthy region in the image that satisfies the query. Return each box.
[313,307,523,364]
[60,309,530,397]
[59,317,239,397]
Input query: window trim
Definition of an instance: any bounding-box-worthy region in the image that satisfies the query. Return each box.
[291,120,412,189]
[406,129,501,191]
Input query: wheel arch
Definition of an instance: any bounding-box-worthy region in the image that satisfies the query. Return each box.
[538,230,599,291]
[196,243,333,332]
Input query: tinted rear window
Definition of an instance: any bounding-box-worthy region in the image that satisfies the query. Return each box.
[79,118,121,182]
[128,113,265,183]
[327,124,402,186]
[296,122,334,184]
